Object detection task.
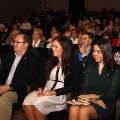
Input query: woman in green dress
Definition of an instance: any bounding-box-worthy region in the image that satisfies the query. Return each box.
[69,38,120,120]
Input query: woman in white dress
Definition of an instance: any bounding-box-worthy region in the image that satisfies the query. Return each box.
[23,36,83,120]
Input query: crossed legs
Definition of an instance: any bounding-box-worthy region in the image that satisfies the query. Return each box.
[24,105,46,120]
[69,105,98,120]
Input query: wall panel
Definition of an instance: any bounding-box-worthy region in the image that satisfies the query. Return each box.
[44,0,69,11]
[85,0,120,11]
[0,0,69,21]
[0,0,42,21]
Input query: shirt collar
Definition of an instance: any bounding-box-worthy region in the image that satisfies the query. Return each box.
[15,52,23,58]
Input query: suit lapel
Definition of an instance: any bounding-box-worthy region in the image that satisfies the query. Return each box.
[15,50,29,71]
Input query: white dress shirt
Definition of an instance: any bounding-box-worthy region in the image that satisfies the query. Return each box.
[70,38,78,44]
[6,53,22,85]
[32,39,41,47]
[20,22,32,30]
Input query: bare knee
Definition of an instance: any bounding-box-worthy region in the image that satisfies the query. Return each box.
[70,105,80,113]
[69,105,80,120]
[78,107,91,120]
[78,106,98,120]
[78,107,87,117]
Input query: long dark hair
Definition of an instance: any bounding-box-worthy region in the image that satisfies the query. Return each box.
[94,38,117,75]
[45,36,73,80]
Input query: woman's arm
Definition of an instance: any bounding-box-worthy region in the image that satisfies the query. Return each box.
[100,68,120,104]
[78,94,100,100]
[77,94,106,109]
[37,87,43,96]
[55,60,83,95]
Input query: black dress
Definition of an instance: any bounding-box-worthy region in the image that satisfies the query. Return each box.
[81,63,120,119]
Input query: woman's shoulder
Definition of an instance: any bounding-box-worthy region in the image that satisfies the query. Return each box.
[86,63,97,70]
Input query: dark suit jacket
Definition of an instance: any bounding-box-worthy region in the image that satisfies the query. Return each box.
[74,48,94,70]
[38,60,83,96]
[0,49,40,104]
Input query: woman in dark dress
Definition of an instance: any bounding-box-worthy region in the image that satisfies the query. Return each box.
[69,38,120,120]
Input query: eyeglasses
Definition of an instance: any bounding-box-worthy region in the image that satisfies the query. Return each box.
[13,41,25,44]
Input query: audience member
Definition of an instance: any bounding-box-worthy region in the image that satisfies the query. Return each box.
[114,17,120,27]
[6,18,13,34]
[20,17,32,32]
[84,24,90,32]
[0,24,8,45]
[83,15,89,25]
[23,36,83,120]
[81,21,87,32]
[47,25,59,43]
[90,21,98,31]
[12,24,20,31]
[46,31,61,48]
[63,23,76,38]
[84,24,95,35]
[69,38,120,120]
[5,30,20,45]
[104,19,115,32]
[32,28,45,48]
[33,16,43,29]
[107,24,116,38]
[44,15,54,39]
[76,19,83,32]
[94,25,103,36]
[102,32,113,43]
[101,18,107,30]
[14,18,21,28]
[90,14,101,25]
[111,31,120,46]
[62,15,72,30]
[114,51,120,65]
[0,33,40,120]
[74,32,94,74]
[114,24,120,38]
[70,29,78,44]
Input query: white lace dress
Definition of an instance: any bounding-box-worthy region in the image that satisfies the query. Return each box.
[23,66,67,115]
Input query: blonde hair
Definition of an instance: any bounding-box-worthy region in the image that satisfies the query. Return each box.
[33,28,43,38]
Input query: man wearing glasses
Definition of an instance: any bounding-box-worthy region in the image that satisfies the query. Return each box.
[0,33,40,120]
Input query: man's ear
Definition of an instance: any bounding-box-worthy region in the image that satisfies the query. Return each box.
[25,43,29,48]
[89,39,92,44]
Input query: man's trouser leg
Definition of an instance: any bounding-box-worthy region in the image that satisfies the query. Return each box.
[0,91,18,120]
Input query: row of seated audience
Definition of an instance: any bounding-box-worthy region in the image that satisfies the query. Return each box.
[0,8,120,120]
[1,21,120,49]
[1,8,120,48]
[0,32,120,120]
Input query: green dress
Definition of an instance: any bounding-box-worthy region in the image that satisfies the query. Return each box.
[81,63,120,119]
